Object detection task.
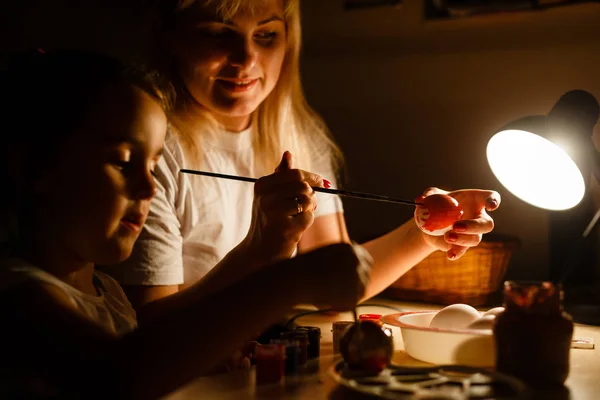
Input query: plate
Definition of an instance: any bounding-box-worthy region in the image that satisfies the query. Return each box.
[328,360,528,399]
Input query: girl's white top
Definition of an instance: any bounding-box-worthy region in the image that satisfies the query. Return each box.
[0,257,137,335]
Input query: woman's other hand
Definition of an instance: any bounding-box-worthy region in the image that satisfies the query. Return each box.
[243,151,323,265]
[417,187,501,260]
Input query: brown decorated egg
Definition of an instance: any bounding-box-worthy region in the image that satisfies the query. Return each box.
[339,321,394,374]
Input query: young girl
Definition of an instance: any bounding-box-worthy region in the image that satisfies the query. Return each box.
[0,50,370,398]
[106,0,501,310]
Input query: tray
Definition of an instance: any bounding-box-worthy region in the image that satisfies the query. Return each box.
[328,361,528,399]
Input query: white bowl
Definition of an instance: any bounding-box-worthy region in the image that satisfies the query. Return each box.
[383,311,496,367]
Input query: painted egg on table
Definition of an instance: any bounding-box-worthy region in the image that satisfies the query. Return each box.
[414,194,464,236]
[340,321,394,374]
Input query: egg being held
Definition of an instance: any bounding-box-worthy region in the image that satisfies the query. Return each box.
[414,194,464,236]
[429,304,481,330]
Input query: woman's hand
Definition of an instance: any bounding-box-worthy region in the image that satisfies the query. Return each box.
[243,151,323,265]
[417,187,501,260]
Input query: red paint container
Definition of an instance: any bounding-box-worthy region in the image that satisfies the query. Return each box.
[359,314,384,327]
[255,344,285,385]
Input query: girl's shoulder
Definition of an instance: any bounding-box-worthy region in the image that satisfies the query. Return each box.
[0,258,137,335]
[0,258,80,319]
[0,257,69,294]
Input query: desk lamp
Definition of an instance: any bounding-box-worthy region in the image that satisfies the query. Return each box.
[486,90,600,325]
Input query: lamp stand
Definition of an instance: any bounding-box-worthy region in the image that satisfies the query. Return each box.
[561,209,600,326]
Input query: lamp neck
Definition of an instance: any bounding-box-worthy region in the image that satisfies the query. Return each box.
[548,90,600,135]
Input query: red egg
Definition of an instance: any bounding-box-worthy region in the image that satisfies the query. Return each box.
[414,194,464,236]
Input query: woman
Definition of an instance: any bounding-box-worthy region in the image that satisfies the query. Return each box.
[106,0,499,310]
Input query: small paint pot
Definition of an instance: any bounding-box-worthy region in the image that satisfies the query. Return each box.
[332,321,354,355]
[297,326,321,359]
[359,314,384,327]
[255,344,285,385]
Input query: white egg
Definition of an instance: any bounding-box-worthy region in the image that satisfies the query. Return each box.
[429,303,481,330]
[466,315,496,331]
[482,307,505,317]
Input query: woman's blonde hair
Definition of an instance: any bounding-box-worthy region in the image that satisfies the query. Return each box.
[154,0,343,178]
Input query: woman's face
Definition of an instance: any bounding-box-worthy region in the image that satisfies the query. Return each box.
[171,0,287,131]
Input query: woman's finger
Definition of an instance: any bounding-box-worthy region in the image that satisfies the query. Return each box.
[452,215,495,235]
[274,150,293,172]
[451,189,502,212]
[255,169,324,194]
[261,192,315,217]
[444,231,483,248]
[421,187,449,197]
[258,180,314,199]
[447,244,469,260]
[290,208,315,231]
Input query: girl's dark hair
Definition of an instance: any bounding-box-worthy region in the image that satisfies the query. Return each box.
[0,50,173,209]
[1,49,172,149]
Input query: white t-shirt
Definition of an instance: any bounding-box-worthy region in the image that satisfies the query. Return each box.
[0,258,137,335]
[105,127,343,286]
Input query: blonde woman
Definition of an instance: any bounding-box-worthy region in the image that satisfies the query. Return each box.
[107,0,500,311]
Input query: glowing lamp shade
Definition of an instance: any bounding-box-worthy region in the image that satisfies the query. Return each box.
[487,129,585,210]
[487,90,600,212]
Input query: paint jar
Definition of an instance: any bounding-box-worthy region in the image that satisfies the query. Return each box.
[332,321,354,355]
[270,339,301,375]
[297,326,321,359]
[359,314,384,327]
[494,281,573,387]
[291,329,309,365]
[255,344,285,385]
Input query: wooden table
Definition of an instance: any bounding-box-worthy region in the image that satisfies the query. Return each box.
[165,300,599,400]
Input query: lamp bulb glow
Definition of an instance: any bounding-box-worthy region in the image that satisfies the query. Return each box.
[487,129,585,210]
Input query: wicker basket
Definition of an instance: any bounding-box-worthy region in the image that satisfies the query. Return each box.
[383,235,520,306]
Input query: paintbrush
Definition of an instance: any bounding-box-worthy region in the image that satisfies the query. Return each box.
[180,169,422,206]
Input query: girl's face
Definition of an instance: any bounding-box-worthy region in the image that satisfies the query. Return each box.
[40,86,167,265]
[172,0,287,131]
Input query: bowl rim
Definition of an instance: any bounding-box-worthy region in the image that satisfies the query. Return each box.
[381,311,493,336]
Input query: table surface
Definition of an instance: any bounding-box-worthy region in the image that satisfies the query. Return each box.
[164,300,599,400]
